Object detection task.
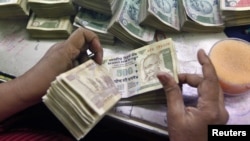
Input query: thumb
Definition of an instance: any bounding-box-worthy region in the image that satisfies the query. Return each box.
[157,72,185,118]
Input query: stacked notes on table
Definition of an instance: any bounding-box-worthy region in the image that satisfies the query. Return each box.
[43,59,121,140]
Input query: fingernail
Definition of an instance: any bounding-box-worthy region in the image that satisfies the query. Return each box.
[157,72,169,83]
[97,54,103,65]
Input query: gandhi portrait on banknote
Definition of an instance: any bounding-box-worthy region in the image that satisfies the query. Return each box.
[189,0,213,14]
[154,0,172,13]
[226,0,240,7]
[127,0,140,21]
[141,53,172,83]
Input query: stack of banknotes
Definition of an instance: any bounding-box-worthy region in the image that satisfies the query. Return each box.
[73,0,119,16]
[25,0,77,39]
[0,0,29,19]
[220,0,250,27]
[4,0,250,45]
[26,13,73,39]
[73,8,115,45]
[43,59,121,140]
[107,0,156,48]
[28,0,76,18]
[139,0,180,32]
[179,0,225,32]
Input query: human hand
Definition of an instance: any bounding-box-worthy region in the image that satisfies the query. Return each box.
[157,49,229,141]
[0,27,103,122]
[18,27,103,103]
[41,27,103,74]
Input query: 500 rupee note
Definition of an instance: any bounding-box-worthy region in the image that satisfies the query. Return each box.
[43,59,121,140]
[103,38,178,98]
[183,0,223,26]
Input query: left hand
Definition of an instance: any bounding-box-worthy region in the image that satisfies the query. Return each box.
[40,27,103,75]
[0,27,103,122]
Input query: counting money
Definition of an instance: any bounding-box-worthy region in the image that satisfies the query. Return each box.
[103,38,178,98]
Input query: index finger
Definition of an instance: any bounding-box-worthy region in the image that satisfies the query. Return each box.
[197,49,221,101]
[66,27,103,64]
[157,72,185,118]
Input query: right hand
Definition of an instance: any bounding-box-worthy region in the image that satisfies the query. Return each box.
[157,49,229,141]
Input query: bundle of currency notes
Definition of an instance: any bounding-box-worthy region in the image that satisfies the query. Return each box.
[102,38,178,99]
[117,89,166,105]
[179,0,225,32]
[0,0,29,19]
[107,0,155,48]
[28,0,76,18]
[139,0,180,32]
[73,8,115,45]
[43,59,121,140]
[0,71,14,83]
[117,88,198,106]
[220,0,250,27]
[26,13,73,39]
[73,0,119,16]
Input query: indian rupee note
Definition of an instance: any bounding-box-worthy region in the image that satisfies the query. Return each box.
[110,0,155,42]
[0,0,29,17]
[0,0,14,4]
[57,59,121,116]
[221,0,250,10]
[102,38,178,98]
[28,0,70,4]
[148,0,180,31]
[51,80,97,123]
[26,13,72,31]
[74,8,112,35]
[0,0,24,5]
[183,0,224,26]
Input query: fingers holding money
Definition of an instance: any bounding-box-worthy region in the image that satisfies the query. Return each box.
[64,27,103,65]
